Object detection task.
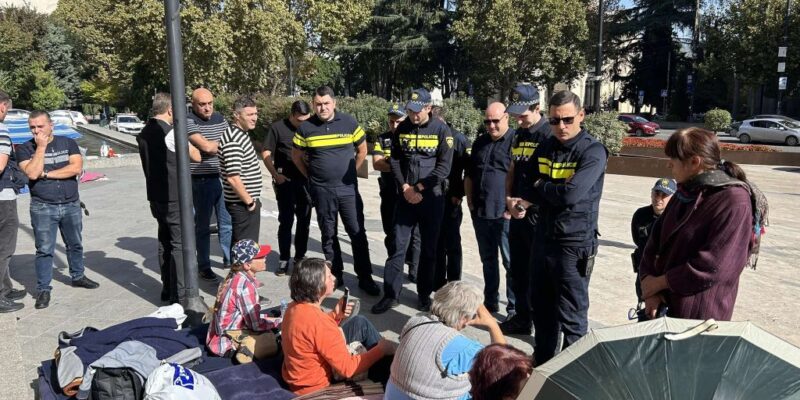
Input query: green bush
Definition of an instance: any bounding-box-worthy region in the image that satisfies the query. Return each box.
[583,111,628,154]
[336,93,392,139]
[442,97,483,139]
[704,108,732,133]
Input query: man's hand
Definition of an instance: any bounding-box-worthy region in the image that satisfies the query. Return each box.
[333,297,354,320]
[640,274,668,299]
[402,184,422,204]
[247,200,257,212]
[33,132,49,148]
[273,174,289,185]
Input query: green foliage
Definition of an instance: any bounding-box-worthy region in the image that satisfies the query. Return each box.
[583,111,627,154]
[297,57,343,94]
[80,79,119,105]
[337,94,392,138]
[442,97,483,139]
[704,108,732,133]
[41,23,80,104]
[298,0,373,49]
[28,62,67,110]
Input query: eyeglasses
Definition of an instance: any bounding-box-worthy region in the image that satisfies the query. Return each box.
[483,114,507,126]
[548,115,578,126]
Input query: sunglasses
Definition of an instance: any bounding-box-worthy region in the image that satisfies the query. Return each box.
[483,114,507,125]
[548,115,578,126]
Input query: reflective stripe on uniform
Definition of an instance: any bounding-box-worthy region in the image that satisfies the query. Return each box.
[512,141,538,159]
[293,133,307,147]
[538,157,577,179]
[398,133,439,149]
[300,133,357,148]
[373,141,392,157]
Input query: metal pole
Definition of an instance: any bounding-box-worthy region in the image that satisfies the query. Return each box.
[164,0,207,326]
[777,0,791,114]
[594,0,604,112]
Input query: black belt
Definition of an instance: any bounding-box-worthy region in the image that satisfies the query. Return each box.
[191,174,219,180]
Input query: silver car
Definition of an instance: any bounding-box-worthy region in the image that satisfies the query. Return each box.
[734,118,800,146]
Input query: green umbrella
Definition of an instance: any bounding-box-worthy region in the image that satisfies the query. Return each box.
[520,318,800,399]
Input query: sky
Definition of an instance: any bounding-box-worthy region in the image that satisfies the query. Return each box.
[2,0,57,13]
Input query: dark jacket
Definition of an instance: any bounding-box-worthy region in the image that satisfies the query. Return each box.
[630,205,659,272]
[522,130,607,247]
[137,118,178,203]
[390,117,453,195]
[639,185,753,320]
[445,128,470,199]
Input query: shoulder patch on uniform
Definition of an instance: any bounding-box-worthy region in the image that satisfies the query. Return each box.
[446,137,454,148]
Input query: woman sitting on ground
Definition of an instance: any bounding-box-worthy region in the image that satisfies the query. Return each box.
[281,258,396,395]
[639,127,768,320]
[385,281,506,400]
[469,344,534,400]
[205,239,282,357]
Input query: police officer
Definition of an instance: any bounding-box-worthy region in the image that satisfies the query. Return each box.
[292,86,381,296]
[465,102,514,315]
[432,105,470,289]
[371,104,421,282]
[372,88,453,314]
[502,84,552,335]
[519,90,607,365]
[262,100,313,275]
[630,178,675,301]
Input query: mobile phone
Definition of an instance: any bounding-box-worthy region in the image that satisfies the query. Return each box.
[342,287,350,307]
[514,203,526,212]
[578,255,595,278]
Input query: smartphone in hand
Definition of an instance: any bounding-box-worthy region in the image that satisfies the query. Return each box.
[342,287,349,307]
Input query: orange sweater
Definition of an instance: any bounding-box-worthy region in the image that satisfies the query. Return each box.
[281,302,384,395]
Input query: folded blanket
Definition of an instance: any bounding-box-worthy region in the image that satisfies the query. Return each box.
[204,355,295,400]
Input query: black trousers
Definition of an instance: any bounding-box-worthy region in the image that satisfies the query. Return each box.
[383,192,444,303]
[378,179,420,276]
[226,199,262,245]
[0,199,18,295]
[149,201,184,303]
[509,218,535,325]
[434,198,463,289]
[274,180,312,261]
[309,184,373,281]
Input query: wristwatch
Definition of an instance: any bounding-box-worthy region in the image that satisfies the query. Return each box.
[43,171,48,179]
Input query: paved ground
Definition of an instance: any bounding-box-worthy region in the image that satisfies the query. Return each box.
[3,159,799,398]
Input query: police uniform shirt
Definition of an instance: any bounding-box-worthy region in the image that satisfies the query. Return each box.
[446,128,470,199]
[523,129,608,246]
[293,111,366,187]
[467,128,514,219]
[389,117,453,192]
[510,117,551,197]
[264,118,303,181]
[372,131,396,186]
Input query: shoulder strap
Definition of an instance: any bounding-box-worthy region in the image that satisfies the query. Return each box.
[399,320,441,340]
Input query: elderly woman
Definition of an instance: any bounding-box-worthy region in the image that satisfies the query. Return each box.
[206,239,281,357]
[639,128,768,320]
[281,258,395,395]
[385,281,506,400]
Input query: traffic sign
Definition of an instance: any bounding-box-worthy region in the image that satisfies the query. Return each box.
[660,89,668,98]
[779,62,786,73]
[779,76,788,90]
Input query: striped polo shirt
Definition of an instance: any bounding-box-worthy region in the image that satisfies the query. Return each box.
[293,111,366,187]
[188,111,227,176]
[0,122,15,200]
[219,125,263,203]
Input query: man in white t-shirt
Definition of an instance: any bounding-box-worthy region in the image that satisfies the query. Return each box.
[0,90,25,312]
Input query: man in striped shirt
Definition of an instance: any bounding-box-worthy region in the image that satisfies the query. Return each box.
[219,96,263,244]
[0,91,25,312]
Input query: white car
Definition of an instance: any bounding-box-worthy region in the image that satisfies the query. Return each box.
[70,111,89,125]
[5,108,30,120]
[734,118,800,146]
[50,110,75,127]
[109,114,145,135]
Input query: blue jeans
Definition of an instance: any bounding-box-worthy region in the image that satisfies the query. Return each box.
[472,216,514,311]
[192,176,232,271]
[30,200,85,292]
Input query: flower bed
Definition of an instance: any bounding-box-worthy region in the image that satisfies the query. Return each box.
[621,137,777,152]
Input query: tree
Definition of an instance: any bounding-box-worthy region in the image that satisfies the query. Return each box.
[452,0,589,100]
[292,0,373,50]
[41,23,81,104]
[27,62,67,110]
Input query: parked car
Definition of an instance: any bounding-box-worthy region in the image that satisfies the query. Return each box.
[617,114,660,136]
[731,115,799,135]
[70,111,89,125]
[50,110,75,127]
[5,108,30,120]
[109,114,145,135]
[733,118,800,146]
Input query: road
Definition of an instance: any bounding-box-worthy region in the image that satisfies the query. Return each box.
[636,129,800,153]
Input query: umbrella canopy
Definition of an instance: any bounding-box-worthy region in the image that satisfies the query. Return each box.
[5,119,82,145]
[521,318,800,399]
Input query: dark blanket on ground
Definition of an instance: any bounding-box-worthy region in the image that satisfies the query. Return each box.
[205,355,296,400]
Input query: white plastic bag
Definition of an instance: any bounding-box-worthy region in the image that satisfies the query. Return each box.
[144,363,221,400]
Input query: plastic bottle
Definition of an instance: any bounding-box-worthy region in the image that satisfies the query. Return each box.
[99,141,109,158]
[280,299,288,317]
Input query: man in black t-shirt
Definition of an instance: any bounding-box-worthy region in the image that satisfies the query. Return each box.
[630,178,675,301]
[137,93,201,304]
[263,101,313,276]
[292,86,380,296]
[18,111,100,309]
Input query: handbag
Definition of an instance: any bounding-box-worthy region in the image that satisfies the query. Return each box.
[224,329,280,364]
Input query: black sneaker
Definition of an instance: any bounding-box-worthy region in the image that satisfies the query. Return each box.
[35,291,51,309]
[200,270,222,283]
[4,288,26,301]
[418,299,432,312]
[371,297,399,314]
[357,279,381,296]
[71,276,100,289]
[276,260,289,276]
[499,316,532,335]
[0,297,23,313]
[408,274,416,283]
[484,302,499,313]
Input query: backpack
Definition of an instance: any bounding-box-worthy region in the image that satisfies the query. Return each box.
[1,147,29,193]
[88,367,145,400]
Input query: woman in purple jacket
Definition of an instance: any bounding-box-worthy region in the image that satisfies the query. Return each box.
[639,128,768,320]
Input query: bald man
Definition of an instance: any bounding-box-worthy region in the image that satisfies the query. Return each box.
[464,102,515,317]
[187,88,231,284]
